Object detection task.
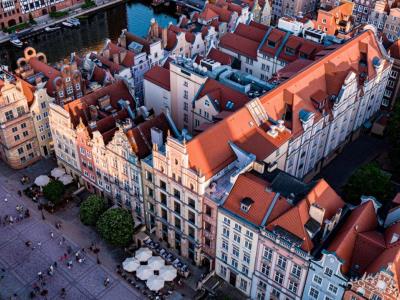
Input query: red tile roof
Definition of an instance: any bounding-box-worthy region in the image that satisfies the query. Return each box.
[126,113,171,159]
[186,30,388,181]
[266,179,344,252]
[222,172,281,226]
[144,66,170,91]
[207,48,234,65]
[219,32,260,59]
[393,193,400,206]
[64,80,134,130]
[235,22,267,43]
[196,78,250,111]
[28,57,61,96]
[389,39,400,59]
[328,201,378,273]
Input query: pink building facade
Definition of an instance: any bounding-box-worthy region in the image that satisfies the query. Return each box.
[251,231,309,300]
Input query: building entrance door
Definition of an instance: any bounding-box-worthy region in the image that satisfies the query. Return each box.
[229,271,236,286]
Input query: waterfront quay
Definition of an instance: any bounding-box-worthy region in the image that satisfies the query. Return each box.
[0,1,178,67]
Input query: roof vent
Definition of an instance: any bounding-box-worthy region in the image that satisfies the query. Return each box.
[390,233,399,244]
[267,162,278,173]
[240,197,254,213]
[267,125,278,138]
[276,119,285,132]
[88,120,97,130]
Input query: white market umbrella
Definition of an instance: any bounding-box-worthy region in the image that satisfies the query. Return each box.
[136,265,154,280]
[51,167,65,179]
[122,257,140,272]
[146,275,164,291]
[159,265,177,281]
[59,174,73,185]
[135,247,152,262]
[34,175,50,187]
[147,256,165,270]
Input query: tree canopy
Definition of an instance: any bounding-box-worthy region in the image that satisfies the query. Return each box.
[96,208,134,246]
[387,101,400,179]
[80,195,106,226]
[343,162,394,205]
[43,180,65,205]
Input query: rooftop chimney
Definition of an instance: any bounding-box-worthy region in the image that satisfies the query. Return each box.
[277,119,285,132]
[88,120,97,130]
[151,127,164,148]
[89,105,98,121]
[98,95,111,110]
[267,125,278,138]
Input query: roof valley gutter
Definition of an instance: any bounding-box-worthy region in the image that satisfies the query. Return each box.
[275,31,291,59]
[261,192,280,227]
[258,26,273,52]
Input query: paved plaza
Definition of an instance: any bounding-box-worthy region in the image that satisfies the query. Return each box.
[0,159,142,300]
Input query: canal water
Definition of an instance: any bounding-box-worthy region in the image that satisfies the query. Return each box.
[0,1,178,68]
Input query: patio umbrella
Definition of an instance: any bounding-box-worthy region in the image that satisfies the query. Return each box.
[59,174,73,185]
[34,175,50,187]
[122,257,140,272]
[147,256,165,270]
[51,167,65,179]
[136,265,154,280]
[146,275,164,291]
[135,247,152,262]
[159,265,177,281]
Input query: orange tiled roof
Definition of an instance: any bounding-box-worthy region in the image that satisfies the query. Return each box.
[222,172,283,226]
[393,193,400,206]
[196,78,250,111]
[328,201,378,273]
[304,179,344,220]
[186,30,388,180]
[64,80,134,130]
[126,113,171,158]
[266,179,344,252]
[28,57,61,97]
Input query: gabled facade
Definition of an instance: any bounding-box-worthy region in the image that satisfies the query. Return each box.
[16,47,85,106]
[0,76,41,169]
[303,250,347,300]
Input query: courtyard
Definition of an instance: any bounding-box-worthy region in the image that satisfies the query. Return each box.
[0,158,143,299]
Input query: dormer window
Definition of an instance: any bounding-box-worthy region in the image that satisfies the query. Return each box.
[267,40,275,48]
[240,197,254,213]
[285,47,295,56]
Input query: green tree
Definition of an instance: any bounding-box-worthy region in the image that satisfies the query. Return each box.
[96,208,134,246]
[344,162,394,204]
[43,180,65,205]
[80,195,106,226]
[387,101,400,178]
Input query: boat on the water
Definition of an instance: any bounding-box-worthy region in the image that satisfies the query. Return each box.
[44,26,61,32]
[62,17,81,27]
[10,35,23,47]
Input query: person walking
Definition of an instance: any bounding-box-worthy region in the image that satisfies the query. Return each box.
[104,277,110,287]
[60,288,66,299]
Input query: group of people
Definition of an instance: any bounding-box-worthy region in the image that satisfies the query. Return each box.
[1,206,30,227]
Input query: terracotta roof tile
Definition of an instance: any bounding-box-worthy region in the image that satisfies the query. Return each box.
[126,113,171,158]
[186,30,388,181]
[144,66,170,91]
[222,173,279,226]
[207,48,234,65]
[64,80,134,130]
[235,22,267,43]
[220,32,260,59]
[328,201,378,273]
[196,78,250,111]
